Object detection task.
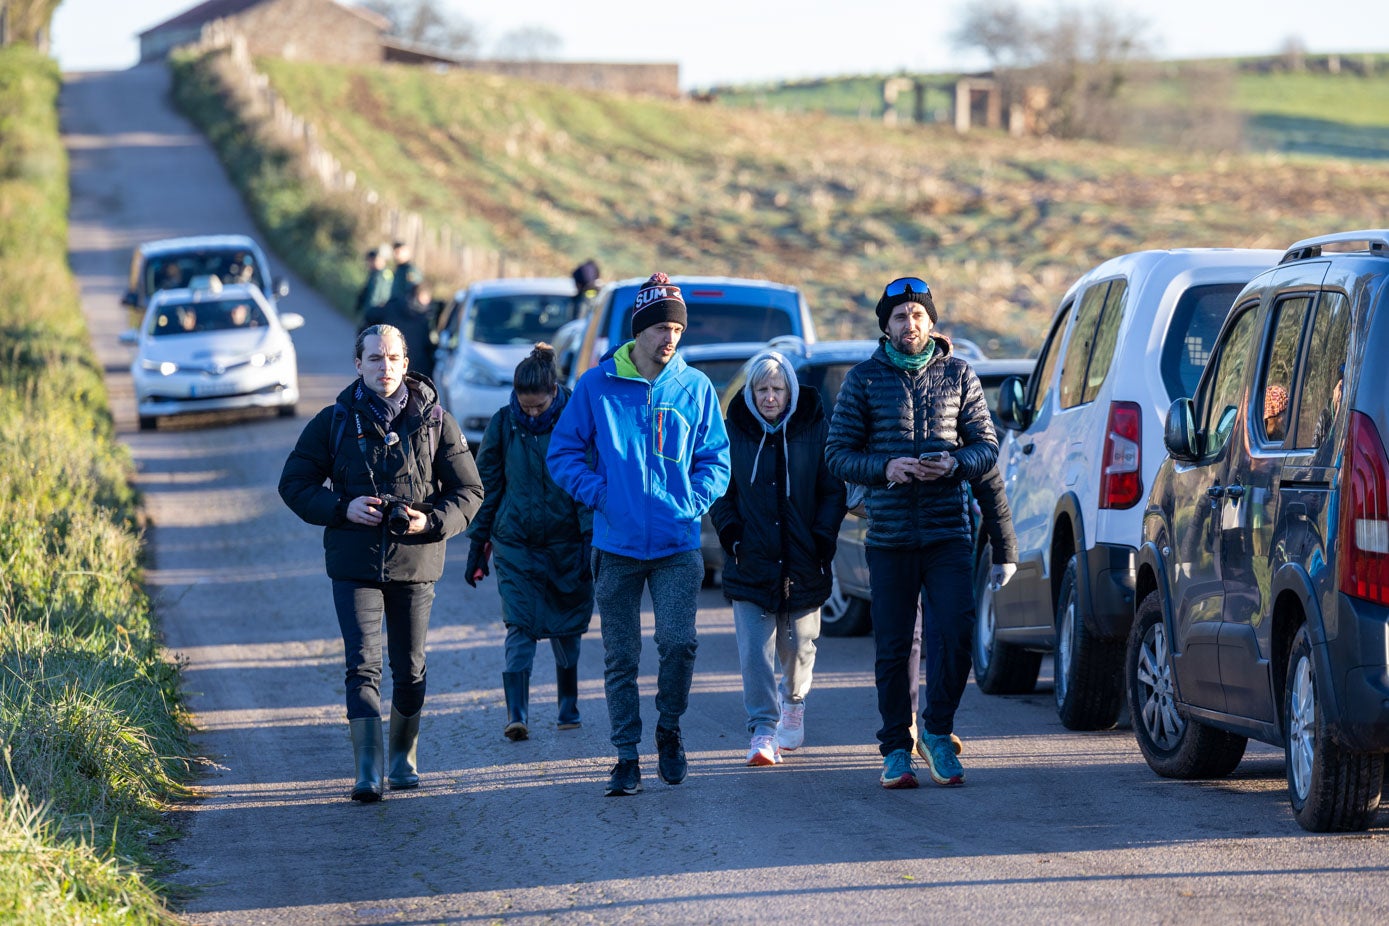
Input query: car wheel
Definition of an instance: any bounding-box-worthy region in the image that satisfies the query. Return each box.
[277,403,297,418]
[971,543,1040,694]
[1284,624,1384,831]
[1127,590,1246,778]
[1054,556,1124,730]
[821,560,871,637]
[138,415,157,431]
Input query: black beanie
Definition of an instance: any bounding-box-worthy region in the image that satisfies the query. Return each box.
[875,280,938,333]
[631,272,688,335]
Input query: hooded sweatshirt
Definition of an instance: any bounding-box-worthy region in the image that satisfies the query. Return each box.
[547,341,731,560]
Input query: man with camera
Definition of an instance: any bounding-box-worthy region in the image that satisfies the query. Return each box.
[279,323,483,802]
[825,277,998,791]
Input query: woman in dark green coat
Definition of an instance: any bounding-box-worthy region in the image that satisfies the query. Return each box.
[466,344,594,741]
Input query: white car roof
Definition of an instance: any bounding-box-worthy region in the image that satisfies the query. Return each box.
[452,277,577,301]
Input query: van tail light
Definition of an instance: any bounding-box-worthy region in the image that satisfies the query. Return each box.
[1099,401,1142,509]
[1338,411,1389,606]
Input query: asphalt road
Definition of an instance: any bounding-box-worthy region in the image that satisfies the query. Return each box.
[61,64,1389,925]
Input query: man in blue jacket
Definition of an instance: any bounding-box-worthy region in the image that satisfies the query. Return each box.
[548,272,731,796]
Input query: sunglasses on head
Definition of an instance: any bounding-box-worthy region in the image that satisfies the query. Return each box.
[883,277,930,297]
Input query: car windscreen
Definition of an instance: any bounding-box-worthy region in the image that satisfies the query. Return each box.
[1160,283,1245,399]
[146,250,269,296]
[687,357,755,396]
[799,361,857,411]
[149,299,269,336]
[466,294,574,345]
[617,292,801,346]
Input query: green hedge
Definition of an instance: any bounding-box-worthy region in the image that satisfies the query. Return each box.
[0,46,189,925]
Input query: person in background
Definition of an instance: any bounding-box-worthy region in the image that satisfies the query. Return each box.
[466,343,594,741]
[547,272,731,797]
[278,324,483,802]
[825,276,997,791]
[355,248,393,324]
[389,240,423,303]
[711,348,846,766]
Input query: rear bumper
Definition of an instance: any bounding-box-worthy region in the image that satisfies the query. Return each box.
[1084,542,1137,641]
[1323,594,1389,752]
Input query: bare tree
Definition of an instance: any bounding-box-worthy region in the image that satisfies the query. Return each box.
[360,0,481,58]
[952,0,1152,140]
[491,26,563,61]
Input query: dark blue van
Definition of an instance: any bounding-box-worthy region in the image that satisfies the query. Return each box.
[563,276,816,387]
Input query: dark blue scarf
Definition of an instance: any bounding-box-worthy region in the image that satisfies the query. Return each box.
[355,379,408,428]
[509,388,566,435]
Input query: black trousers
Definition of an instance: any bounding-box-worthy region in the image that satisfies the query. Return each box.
[332,580,434,719]
[866,539,975,755]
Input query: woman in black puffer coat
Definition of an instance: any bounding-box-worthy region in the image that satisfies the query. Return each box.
[465,343,594,741]
[711,348,846,766]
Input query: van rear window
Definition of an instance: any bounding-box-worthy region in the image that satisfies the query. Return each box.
[1161,283,1245,399]
[622,302,796,346]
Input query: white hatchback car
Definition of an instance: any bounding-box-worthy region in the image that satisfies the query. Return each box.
[980,247,1281,729]
[434,277,582,447]
[123,279,303,430]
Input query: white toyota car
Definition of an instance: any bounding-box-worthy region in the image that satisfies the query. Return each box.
[122,278,303,430]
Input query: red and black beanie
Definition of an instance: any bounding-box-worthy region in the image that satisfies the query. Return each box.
[631,272,687,335]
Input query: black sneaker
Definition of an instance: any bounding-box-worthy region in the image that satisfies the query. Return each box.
[655,725,687,785]
[604,758,642,796]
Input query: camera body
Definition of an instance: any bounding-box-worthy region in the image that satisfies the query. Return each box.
[378,494,433,536]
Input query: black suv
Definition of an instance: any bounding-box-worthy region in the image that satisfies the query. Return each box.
[1130,230,1389,831]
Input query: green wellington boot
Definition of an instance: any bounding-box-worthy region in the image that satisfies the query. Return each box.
[348,716,384,802]
[502,670,530,741]
[556,664,581,730]
[387,706,420,790]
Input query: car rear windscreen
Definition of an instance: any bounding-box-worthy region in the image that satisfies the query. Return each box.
[467,294,574,345]
[1161,283,1245,399]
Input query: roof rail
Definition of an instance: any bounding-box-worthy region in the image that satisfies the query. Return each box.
[1280,229,1389,264]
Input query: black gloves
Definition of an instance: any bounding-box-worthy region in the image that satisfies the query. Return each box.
[465,540,491,587]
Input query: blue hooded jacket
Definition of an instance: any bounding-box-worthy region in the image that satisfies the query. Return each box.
[547,343,731,560]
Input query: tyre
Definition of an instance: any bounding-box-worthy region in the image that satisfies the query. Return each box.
[1127,590,1246,778]
[821,560,871,637]
[971,542,1040,694]
[1284,625,1384,832]
[1053,556,1125,730]
[138,415,157,431]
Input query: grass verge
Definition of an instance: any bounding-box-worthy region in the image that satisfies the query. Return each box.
[0,45,191,925]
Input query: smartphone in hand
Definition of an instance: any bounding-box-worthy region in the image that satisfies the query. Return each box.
[918,451,946,464]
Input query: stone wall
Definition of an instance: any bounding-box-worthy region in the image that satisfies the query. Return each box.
[456,60,681,99]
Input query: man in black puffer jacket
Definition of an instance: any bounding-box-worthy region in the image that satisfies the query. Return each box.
[826,277,997,792]
[279,324,483,802]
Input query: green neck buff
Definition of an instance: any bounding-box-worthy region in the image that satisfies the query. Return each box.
[884,338,936,372]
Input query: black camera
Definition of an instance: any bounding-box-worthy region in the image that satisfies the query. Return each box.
[378,495,432,536]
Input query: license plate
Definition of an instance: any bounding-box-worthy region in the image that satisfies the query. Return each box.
[189,379,240,398]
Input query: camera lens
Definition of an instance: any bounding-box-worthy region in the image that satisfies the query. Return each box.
[387,502,411,536]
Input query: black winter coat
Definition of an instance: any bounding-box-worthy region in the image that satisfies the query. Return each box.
[973,465,1018,564]
[825,337,997,550]
[711,387,847,613]
[278,374,483,583]
[469,392,594,639]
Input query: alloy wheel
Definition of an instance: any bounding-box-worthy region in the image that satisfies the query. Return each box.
[1135,621,1184,750]
[1055,599,1076,709]
[1288,654,1315,801]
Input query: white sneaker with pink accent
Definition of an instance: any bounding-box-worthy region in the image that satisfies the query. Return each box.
[775,700,805,751]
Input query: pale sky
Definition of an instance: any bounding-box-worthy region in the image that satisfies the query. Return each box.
[50,0,1389,89]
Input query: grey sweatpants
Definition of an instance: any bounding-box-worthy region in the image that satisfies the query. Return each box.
[593,549,704,760]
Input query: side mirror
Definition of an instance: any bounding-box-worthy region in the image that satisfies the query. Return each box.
[121,291,138,307]
[279,312,305,332]
[118,329,138,345]
[996,376,1031,431]
[1163,397,1199,461]
[275,278,291,299]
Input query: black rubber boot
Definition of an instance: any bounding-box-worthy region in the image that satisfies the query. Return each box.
[348,717,384,802]
[387,706,420,790]
[502,670,530,741]
[556,665,581,730]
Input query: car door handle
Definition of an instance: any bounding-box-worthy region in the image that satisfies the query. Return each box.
[1224,484,1245,501]
[1022,443,1035,455]
[1206,485,1225,499]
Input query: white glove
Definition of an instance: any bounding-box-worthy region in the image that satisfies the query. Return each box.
[989,563,1017,591]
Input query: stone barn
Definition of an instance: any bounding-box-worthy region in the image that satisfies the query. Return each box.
[138,0,389,65]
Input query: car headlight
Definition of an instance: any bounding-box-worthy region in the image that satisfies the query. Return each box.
[460,359,507,388]
[141,359,179,376]
[250,350,283,367]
